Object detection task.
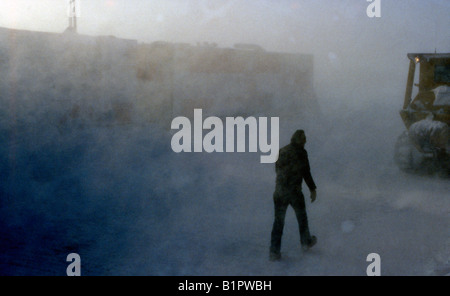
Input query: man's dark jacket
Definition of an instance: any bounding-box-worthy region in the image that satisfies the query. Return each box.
[275,143,316,193]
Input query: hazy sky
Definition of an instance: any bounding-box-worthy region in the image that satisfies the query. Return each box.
[1,0,448,49]
[1,0,449,107]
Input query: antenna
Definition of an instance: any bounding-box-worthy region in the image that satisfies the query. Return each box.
[68,0,77,33]
[433,19,437,53]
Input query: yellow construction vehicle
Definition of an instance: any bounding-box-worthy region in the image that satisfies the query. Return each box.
[394,53,450,175]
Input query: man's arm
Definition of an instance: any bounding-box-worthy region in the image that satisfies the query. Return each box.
[302,150,317,202]
[302,151,316,190]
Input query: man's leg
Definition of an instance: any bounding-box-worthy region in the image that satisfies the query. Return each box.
[290,192,314,248]
[270,197,288,258]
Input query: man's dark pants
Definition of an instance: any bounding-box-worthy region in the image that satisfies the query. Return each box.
[270,186,311,255]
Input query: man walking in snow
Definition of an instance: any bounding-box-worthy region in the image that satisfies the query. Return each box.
[270,129,317,261]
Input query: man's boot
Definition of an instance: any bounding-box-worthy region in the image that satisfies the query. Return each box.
[302,235,317,251]
[269,252,281,261]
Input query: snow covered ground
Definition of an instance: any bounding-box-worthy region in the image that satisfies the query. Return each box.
[0,98,448,276]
